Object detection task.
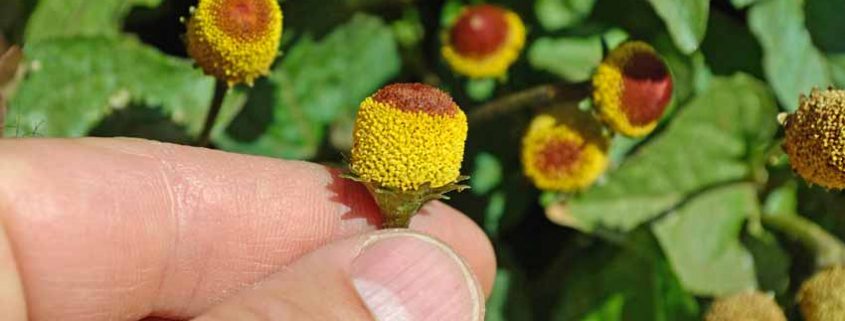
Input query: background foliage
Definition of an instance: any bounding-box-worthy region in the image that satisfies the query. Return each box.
[2,0,845,320]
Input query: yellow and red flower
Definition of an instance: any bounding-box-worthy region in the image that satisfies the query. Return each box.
[442,4,526,79]
[185,0,283,86]
[349,83,469,227]
[351,83,468,192]
[592,41,673,137]
[522,108,609,192]
[783,88,845,189]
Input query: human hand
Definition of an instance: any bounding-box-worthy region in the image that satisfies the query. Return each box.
[0,138,495,321]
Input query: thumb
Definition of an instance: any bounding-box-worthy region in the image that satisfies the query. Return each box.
[192,230,485,321]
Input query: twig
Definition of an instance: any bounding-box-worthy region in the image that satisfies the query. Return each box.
[762,213,845,269]
[468,82,591,124]
[196,80,228,147]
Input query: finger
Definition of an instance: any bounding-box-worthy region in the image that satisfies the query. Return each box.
[0,219,26,321]
[195,230,483,321]
[0,138,494,321]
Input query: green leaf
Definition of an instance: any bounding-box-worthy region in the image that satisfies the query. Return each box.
[652,184,759,296]
[744,229,791,295]
[534,0,597,31]
[471,152,504,195]
[528,35,603,82]
[827,54,845,88]
[601,28,629,50]
[466,78,496,102]
[88,105,194,144]
[25,0,162,43]
[581,295,625,321]
[645,0,709,54]
[764,180,799,217]
[215,14,400,159]
[486,248,533,321]
[440,0,464,28]
[796,184,845,239]
[483,191,507,237]
[285,15,400,124]
[570,74,778,231]
[391,8,424,48]
[487,171,535,237]
[730,0,758,8]
[216,77,324,159]
[748,0,832,110]
[700,10,764,78]
[544,231,699,321]
[806,0,845,53]
[486,268,532,321]
[607,133,643,166]
[10,36,225,137]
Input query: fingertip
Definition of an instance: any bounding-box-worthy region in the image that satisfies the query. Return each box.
[196,230,485,321]
[410,202,497,297]
[351,230,485,321]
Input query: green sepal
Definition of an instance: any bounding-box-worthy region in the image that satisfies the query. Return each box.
[342,172,470,228]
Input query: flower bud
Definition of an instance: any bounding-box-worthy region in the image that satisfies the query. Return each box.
[521,107,609,192]
[798,266,845,321]
[592,41,673,137]
[185,0,283,86]
[705,291,786,321]
[783,88,845,189]
[348,83,469,227]
[441,4,526,79]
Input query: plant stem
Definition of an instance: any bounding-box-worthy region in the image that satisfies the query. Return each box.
[762,213,845,269]
[383,210,415,229]
[196,80,228,147]
[468,82,591,124]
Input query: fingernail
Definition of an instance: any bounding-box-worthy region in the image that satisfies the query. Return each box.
[351,231,483,321]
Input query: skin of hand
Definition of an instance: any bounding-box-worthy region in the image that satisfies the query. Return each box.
[0,138,496,321]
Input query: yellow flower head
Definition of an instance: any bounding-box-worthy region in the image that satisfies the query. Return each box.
[186,0,283,86]
[705,291,786,321]
[442,4,526,79]
[784,88,845,189]
[592,41,673,137]
[350,83,468,192]
[522,108,609,192]
[798,266,845,321]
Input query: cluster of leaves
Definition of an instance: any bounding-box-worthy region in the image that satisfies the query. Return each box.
[3,0,845,320]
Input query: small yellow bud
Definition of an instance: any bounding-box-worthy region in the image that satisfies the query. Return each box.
[348,83,469,227]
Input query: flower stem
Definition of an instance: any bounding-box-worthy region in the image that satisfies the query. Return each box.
[382,207,417,229]
[468,82,591,124]
[196,80,228,147]
[762,213,845,269]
